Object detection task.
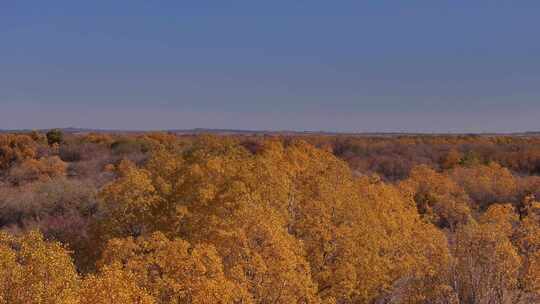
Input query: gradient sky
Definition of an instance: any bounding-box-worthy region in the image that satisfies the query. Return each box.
[1,1,539,132]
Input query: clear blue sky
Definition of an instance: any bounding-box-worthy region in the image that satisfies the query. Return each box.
[1,1,539,132]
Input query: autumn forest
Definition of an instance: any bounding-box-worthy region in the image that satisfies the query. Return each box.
[2,130,540,304]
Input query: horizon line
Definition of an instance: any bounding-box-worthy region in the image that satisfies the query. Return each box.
[1,127,540,136]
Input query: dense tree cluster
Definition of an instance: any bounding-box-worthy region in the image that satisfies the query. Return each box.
[1,131,540,303]
[324,135,540,180]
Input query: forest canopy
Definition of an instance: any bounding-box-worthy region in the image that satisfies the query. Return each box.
[1,131,540,303]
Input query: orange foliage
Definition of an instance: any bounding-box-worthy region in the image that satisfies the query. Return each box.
[0,134,38,171]
[8,156,67,185]
[1,133,540,303]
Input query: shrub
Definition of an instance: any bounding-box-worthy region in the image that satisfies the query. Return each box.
[46,129,64,146]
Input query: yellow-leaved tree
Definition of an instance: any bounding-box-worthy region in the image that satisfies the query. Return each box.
[400,165,472,231]
[96,136,452,303]
[80,264,156,304]
[96,232,252,304]
[0,231,80,304]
